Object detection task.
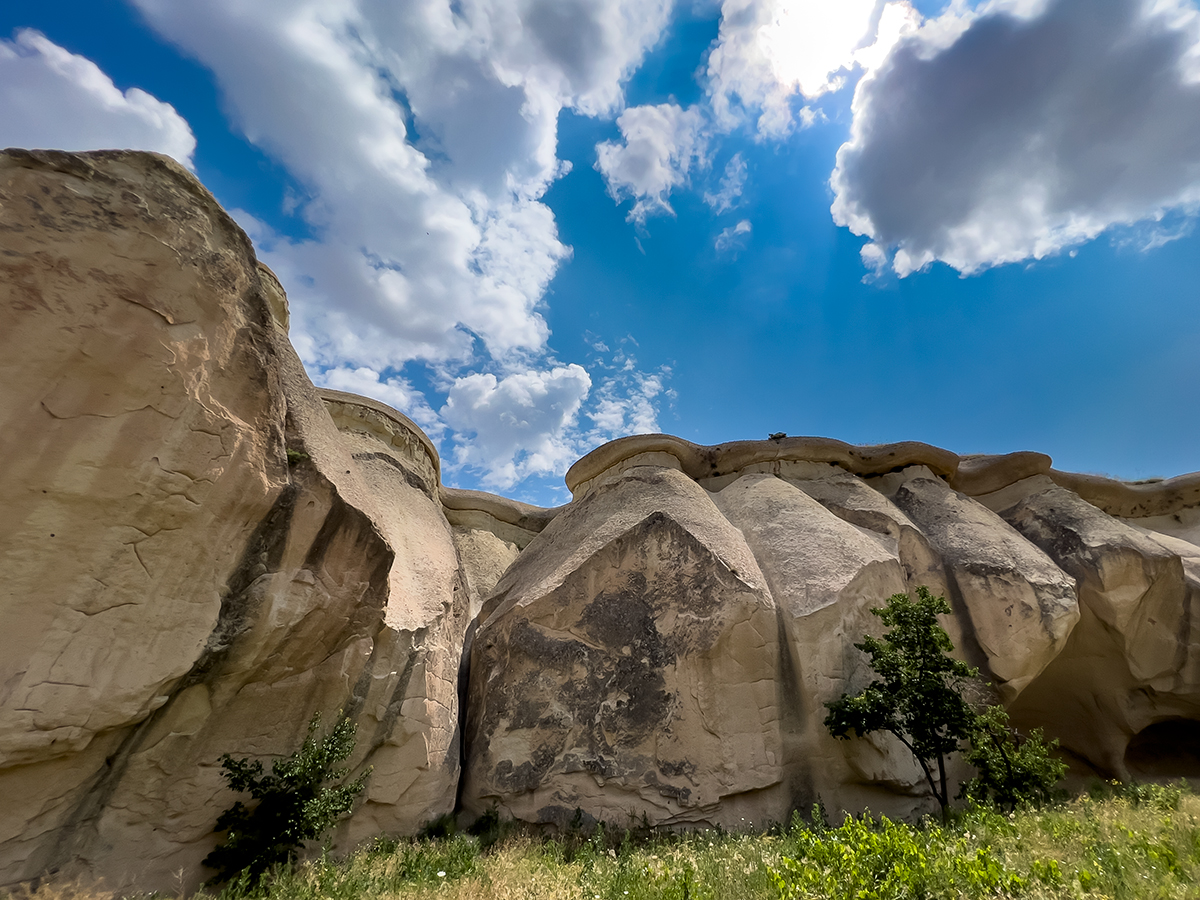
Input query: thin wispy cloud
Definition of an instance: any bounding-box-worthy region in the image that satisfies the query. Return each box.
[715,218,752,252]
[704,152,748,213]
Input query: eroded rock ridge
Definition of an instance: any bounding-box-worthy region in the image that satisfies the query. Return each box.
[2,150,1198,892]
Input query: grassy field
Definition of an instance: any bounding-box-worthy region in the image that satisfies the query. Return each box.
[14,782,1200,900]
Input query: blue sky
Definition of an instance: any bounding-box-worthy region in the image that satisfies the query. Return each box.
[3,0,1198,505]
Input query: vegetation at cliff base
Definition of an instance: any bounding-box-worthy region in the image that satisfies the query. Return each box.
[8,781,1200,900]
[204,713,369,885]
[824,587,980,820]
[825,588,1068,820]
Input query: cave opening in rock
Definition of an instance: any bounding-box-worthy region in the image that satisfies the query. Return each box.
[1124,719,1200,780]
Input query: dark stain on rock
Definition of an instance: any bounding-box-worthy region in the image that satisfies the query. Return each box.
[508,618,589,668]
[494,744,558,793]
[644,771,691,802]
[471,510,772,805]
[657,758,696,780]
[511,697,550,730]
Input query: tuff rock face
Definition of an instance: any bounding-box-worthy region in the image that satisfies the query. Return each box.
[464,443,1200,825]
[0,150,542,893]
[2,149,1200,892]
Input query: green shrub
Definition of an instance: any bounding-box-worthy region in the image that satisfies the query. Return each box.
[959,704,1067,811]
[824,587,978,820]
[827,587,1069,820]
[770,812,1027,900]
[203,712,369,885]
[1119,779,1186,811]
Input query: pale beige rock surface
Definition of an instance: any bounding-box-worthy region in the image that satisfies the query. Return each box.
[462,464,789,829]
[0,149,288,885]
[5,148,1200,894]
[889,474,1079,700]
[709,473,927,810]
[0,149,516,893]
[1001,485,1200,777]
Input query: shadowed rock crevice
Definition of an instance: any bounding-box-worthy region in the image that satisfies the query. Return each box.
[1125,719,1200,779]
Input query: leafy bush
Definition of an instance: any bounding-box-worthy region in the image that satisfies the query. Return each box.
[770,812,1027,900]
[959,704,1067,811]
[826,587,1067,819]
[203,712,370,885]
[1118,778,1186,811]
[824,587,978,819]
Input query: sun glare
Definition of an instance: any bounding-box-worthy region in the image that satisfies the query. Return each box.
[759,1,923,98]
[759,0,878,97]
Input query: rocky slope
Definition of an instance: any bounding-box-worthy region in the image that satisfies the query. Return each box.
[2,149,1199,892]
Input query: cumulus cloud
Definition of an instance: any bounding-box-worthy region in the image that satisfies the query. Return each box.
[440,365,593,488]
[703,152,747,212]
[124,0,684,495]
[130,0,673,370]
[595,1,919,221]
[705,0,916,137]
[437,354,673,488]
[0,29,195,166]
[832,0,1200,276]
[595,103,709,223]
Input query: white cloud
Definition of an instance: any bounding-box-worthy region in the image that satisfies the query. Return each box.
[595,103,710,223]
[125,0,686,495]
[703,152,747,213]
[584,368,668,440]
[705,0,917,138]
[592,0,919,221]
[831,0,1200,276]
[438,352,673,488]
[441,365,593,488]
[130,0,674,370]
[714,218,752,252]
[0,29,195,167]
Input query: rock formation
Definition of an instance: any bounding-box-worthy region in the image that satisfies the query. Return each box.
[0,149,545,892]
[2,148,1199,892]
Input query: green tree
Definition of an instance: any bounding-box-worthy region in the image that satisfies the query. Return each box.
[203,712,370,884]
[959,704,1067,811]
[824,587,978,820]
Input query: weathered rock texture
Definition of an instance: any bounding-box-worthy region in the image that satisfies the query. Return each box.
[2,149,1200,892]
[465,438,1200,828]
[0,150,546,893]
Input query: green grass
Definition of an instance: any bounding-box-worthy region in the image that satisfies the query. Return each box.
[12,781,1200,900]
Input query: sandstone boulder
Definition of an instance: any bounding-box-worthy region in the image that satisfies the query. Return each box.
[1000,485,1200,776]
[710,473,929,808]
[0,149,290,887]
[463,464,787,829]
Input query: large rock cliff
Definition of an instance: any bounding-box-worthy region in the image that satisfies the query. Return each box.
[0,150,543,892]
[2,149,1199,892]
